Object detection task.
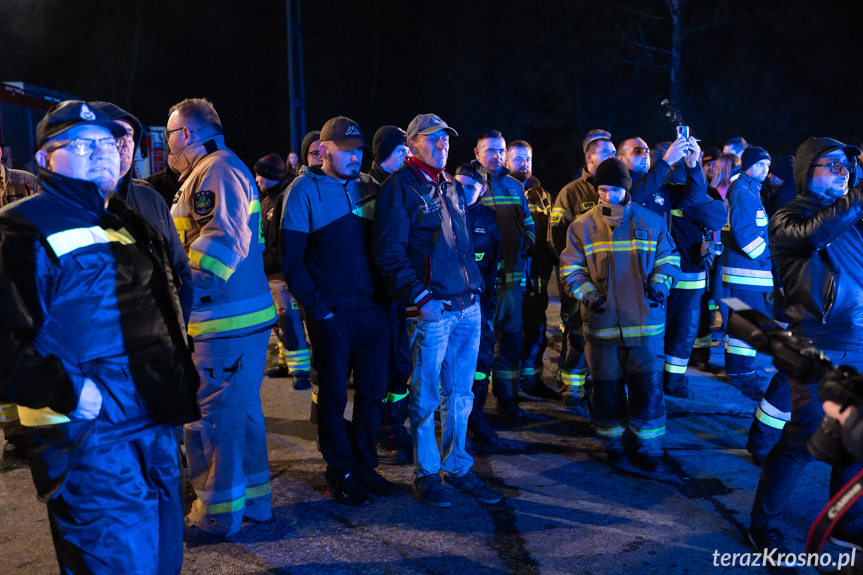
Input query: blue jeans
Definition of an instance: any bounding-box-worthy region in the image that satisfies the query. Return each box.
[410,301,481,477]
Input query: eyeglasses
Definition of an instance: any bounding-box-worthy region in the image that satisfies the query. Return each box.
[308,150,321,158]
[50,138,120,156]
[163,127,185,139]
[811,160,855,174]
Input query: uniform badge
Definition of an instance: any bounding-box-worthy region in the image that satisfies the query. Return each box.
[634,229,648,240]
[79,103,96,121]
[193,190,216,216]
[653,193,665,206]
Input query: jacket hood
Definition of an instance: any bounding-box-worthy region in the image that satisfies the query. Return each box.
[300,131,321,166]
[89,101,144,200]
[794,137,861,202]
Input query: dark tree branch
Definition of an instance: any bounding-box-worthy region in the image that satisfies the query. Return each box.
[682,17,742,36]
[621,57,671,70]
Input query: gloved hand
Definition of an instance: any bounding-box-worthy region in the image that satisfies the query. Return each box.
[645,284,665,304]
[582,292,607,313]
[699,240,717,269]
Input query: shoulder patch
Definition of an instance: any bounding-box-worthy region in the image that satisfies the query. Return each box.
[550,213,562,224]
[580,201,596,212]
[634,229,649,240]
[193,190,216,216]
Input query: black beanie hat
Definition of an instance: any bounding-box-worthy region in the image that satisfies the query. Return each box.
[594,158,632,190]
[299,130,321,166]
[702,146,722,164]
[455,159,488,183]
[741,147,770,173]
[373,125,407,165]
[254,153,286,180]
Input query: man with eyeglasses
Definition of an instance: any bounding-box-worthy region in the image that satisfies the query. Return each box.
[0,100,200,573]
[167,98,277,543]
[721,147,774,397]
[90,101,193,324]
[747,138,863,559]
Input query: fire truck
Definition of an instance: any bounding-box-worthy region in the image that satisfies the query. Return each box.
[0,82,167,178]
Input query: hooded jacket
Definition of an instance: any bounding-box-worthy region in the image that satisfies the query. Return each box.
[560,193,680,346]
[280,167,384,320]
[374,160,481,311]
[90,102,193,324]
[769,137,863,350]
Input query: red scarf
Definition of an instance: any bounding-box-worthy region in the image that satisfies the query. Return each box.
[407,156,444,181]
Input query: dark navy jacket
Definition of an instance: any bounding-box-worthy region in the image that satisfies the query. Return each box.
[374,160,481,311]
[467,200,501,321]
[280,167,383,320]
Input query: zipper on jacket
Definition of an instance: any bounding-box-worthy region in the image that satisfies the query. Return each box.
[822,276,836,325]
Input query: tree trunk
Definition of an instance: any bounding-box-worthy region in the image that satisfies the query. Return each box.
[666,0,683,110]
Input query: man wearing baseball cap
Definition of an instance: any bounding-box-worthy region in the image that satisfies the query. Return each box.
[0,100,200,572]
[375,113,502,507]
[281,116,397,505]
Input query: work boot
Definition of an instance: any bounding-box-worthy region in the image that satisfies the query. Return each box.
[376,436,408,465]
[496,398,525,420]
[266,364,291,378]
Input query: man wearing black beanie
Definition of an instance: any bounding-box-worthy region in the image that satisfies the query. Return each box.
[369,125,409,185]
[721,146,773,397]
[559,158,680,473]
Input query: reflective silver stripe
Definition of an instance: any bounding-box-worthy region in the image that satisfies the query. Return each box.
[741,237,765,255]
[46,226,135,257]
[723,266,772,279]
[677,271,707,282]
[727,336,753,349]
[759,398,790,421]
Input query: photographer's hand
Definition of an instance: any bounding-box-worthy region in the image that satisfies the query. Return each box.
[824,400,855,426]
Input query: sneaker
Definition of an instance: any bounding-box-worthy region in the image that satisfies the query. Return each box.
[830,525,863,550]
[327,473,371,506]
[183,517,227,545]
[496,398,525,420]
[414,474,453,508]
[442,470,502,504]
[292,375,312,390]
[266,364,292,378]
[376,437,408,465]
[747,527,797,566]
[357,470,401,497]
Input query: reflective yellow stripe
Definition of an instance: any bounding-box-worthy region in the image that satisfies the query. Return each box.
[0,403,19,422]
[246,481,271,501]
[559,371,586,386]
[46,226,135,257]
[675,279,707,290]
[193,496,244,516]
[631,426,665,439]
[755,407,786,430]
[173,216,193,231]
[189,249,235,281]
[249,199,261,214]
[671,209,683,217]
[17,406,70,426]
[595,425,624,438]
[385,390,409,404]
[584,239,653,255]
[189,305,277,337]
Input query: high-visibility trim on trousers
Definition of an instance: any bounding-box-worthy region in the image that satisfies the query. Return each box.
[0,403,20,423]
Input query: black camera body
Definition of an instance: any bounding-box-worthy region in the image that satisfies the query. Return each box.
[724,300,863,464]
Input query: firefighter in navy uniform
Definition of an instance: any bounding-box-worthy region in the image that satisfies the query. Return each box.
[456,161,502,446]
[0,101,200,573]
[167,98,278,542]
[559,158,680,472]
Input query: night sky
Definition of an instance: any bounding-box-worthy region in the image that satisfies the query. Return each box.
[2,0,862,192]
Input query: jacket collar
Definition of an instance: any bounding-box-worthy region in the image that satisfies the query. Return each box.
[172,135,227,182]
[404,159,453,186]
[598,192,632,227]
[37,167,108,213]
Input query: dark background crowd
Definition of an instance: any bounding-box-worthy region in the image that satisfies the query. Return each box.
[2,0,861,190]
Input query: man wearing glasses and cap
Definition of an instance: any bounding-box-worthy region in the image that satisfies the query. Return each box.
[748,137,863,558]
[0,101,200,573]
[375,113,502,508]
[281,116,397,506]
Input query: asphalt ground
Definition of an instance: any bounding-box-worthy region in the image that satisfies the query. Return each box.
[1,289,855,575]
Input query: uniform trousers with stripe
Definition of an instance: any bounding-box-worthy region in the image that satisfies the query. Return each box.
[586,339,666,456]
[382,298,411,429]
[305,302,389,484]
[558,290,589,400]
[751,349,863,532]
[724,288,769,376]
[519,277,550,387]
[746,371,791,461]
[663,281,704,394]
[267,274,311,378]
[185,329,272,535]
[493,288,524,400]
[470,304,495,429]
